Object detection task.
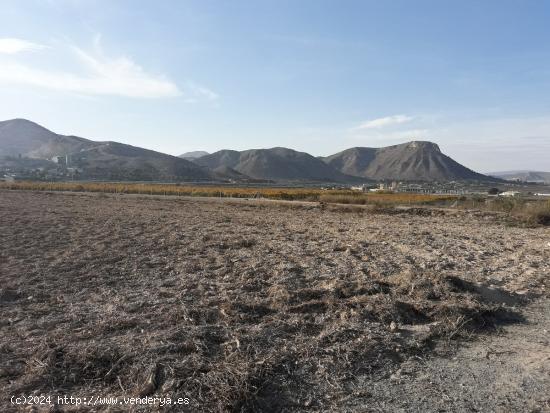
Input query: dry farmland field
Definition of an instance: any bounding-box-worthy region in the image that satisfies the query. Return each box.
[1,190,549,412]
[0,181,457,205]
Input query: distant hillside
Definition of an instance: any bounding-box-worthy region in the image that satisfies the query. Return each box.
[0,119,95,158]
[0,119,212,181]
[208,165,271,183]
[2,119,502,183]
[322,141,491,181]
[179,150,209,160]
[489,170,550,184]
[194,147,355,182]
[68,142,212,181]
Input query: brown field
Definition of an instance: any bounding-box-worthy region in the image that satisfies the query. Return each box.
[1,190,549,412]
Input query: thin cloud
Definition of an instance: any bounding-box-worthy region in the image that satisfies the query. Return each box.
[183,81,219,103]
[353,114,414,130]
[0,36,217,100]
[0,38,47,54]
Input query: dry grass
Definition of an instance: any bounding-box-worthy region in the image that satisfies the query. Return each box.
[0,181,456,206]
[456,197,550,226]
[319,193,455,205]
[1,181,316,199]
[516,200,550,226]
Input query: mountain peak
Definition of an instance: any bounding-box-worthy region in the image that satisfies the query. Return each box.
[3,118,37,124]
[402,140,441,152]
[0,118,52,131]
[323,141,488,181]
[179,150,209,159]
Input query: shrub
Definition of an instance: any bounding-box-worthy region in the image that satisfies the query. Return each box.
[522,201,550,226]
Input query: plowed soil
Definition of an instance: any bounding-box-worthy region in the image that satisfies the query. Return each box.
[1,190,549,412]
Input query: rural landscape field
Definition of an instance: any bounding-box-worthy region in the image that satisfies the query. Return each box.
[1,189,549,411]
[2,1,550,412]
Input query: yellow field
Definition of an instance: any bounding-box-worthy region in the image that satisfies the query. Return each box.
[317,193,456,205]
[0,181,457,205]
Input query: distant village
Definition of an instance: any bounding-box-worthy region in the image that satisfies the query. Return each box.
[329,181,550,197]
[0,153,83,182]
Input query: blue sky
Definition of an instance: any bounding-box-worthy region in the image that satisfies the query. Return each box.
[0,0,549,171]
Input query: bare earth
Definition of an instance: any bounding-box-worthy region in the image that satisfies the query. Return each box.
[1,190,549,412]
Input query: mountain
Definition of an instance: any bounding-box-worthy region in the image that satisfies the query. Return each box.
[67,142,212,181]
[179,150,209,160]
[0,119,95,158]
[1,119,501,183]
[0,119,212,181]
[489,170,550,184]
[322,141,491,181]
[193,147,356,182]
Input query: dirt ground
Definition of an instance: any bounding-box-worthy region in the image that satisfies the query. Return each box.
[1,190,549,412]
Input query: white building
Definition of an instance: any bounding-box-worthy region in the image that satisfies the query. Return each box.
[499,191,521,197]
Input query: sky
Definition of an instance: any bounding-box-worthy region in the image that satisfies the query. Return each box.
[0,0,549,172]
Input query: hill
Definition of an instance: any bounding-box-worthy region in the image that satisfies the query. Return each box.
[194,147,355,182]
[489,170,550,184]
[0,119,95,158]
[68,142,212,181]
[322,141,491,181]
[179,150,209,160]
[0,119,212,181]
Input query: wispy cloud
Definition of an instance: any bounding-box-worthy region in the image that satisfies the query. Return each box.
[0,38,47,54]
[183,81,219,103]
[353,114,414,130]
[0,36,217,100]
